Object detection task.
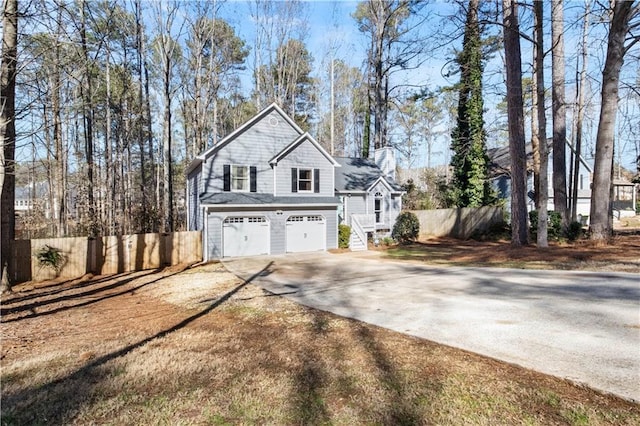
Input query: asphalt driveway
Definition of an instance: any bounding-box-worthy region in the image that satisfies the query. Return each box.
[223,251,640,402]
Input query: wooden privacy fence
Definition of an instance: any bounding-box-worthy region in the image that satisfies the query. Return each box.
[410,206,504,240]
[12,231,202,283]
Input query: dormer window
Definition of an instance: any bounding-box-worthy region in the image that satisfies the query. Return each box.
[291,168,320,193]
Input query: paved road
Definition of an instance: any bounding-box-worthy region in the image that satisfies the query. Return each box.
[223,252,640,402]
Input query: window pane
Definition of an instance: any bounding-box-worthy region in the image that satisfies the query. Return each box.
[299,181,311,191]
[298,169,312,191]
[299,169,311,180]
[232,165,249,191]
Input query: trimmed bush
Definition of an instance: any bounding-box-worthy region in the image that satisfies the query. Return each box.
[392,212,420,244]
[338,224,351,249]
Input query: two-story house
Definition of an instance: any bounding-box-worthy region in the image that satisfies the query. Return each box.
[186,103,403,260]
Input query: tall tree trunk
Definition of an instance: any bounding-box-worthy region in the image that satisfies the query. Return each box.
[571,2,590,223]
[0,0,18,291]
[135,0,148,233]
[52,7,66,237]
[162,47,173,233]
[142,27,156,232]
[105,44,114,234]
[533,0,549,247]
[590,1,636,241]
[362,95,371,158]
[502,0,528,246]
[551,0,568,227]
[80,0,97,237]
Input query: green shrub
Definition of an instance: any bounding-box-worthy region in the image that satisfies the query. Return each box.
[530,211,584,241]
[381,236,395,246]
[35,245,65,272]
[392,212,420,244]
[470,221,510,241]
[338,224,351,249]
[566,221,583,241]
[529,210,563,240]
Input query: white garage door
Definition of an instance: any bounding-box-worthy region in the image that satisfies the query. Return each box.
[286,215,326,253]
[223,216,270,257]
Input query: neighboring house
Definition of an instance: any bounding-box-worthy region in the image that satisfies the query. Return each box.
[186,103,403,259]
[14,183,49,217]
[488,141,637,222]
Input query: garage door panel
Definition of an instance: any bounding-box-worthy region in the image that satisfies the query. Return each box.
[286,215,325,253]
[223,216,269,257]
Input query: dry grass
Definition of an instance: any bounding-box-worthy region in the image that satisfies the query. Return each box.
[385,234,640,273]
[2,262,639,425]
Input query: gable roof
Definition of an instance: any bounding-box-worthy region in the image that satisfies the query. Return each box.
[269,133,340,167]
[334,157,403,193]
[186,103,303,174]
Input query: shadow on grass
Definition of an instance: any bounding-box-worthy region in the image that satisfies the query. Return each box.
[1,272,137,305]
[0,269,162,322]
[281,260,434,425]
[353,323,423,425]
[0,262,274,425]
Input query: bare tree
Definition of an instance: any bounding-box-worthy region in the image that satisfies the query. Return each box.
[1,0,17,290]
[152,0,184,233]
[502,0,528,246]
[570,1,591,223]
[531,0,548,247]
[551,0,568,227]
[590,1,639,241]
[251,0,310,117]
[353,0,428,150]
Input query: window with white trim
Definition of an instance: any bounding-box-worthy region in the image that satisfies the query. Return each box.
[231,165,249,191]
[374,192,383,223]
[298,168,312,192]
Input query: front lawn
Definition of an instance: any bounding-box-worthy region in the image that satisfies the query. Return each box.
[1,262,639,425]
[385,234,640,273]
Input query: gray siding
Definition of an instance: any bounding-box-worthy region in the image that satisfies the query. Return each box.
[344,194,367,225]
[369,181,401,230]
[203,110,301,194]
[187,164,203,231]
[206,206,337,259]
[276,139,335,197]
[389,194,402,228]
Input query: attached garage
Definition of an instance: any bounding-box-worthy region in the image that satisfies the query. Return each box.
[222,216,270,257]
[286,215,326,253]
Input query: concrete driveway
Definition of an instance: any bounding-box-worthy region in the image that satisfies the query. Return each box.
[223,251,640,402]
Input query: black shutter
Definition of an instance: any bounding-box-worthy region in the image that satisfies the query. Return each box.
[291,168,298,193]
[223,165,231,191]
[314,168,320,193]
[250,166,257,192]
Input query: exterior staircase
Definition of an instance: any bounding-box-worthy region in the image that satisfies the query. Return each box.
[350,214,375,251]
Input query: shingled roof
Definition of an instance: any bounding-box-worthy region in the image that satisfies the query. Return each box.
[334,157,403,192]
